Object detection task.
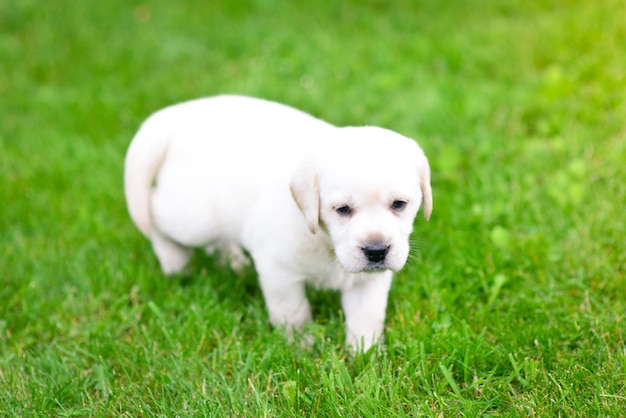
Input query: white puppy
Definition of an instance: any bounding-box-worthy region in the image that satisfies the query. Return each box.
[124,95,432,351]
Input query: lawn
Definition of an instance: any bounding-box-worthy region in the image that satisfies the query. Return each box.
[1,0,625,415]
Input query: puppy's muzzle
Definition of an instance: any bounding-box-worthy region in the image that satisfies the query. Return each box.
[362,243,390,264]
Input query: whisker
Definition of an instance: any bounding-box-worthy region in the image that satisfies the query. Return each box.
[329,253,342,269]
[401,237,426,275]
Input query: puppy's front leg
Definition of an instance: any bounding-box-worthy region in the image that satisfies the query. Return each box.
[341,271,393,352]
[258,275,312,337]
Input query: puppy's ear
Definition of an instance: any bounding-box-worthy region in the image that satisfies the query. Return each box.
[418,153,433,221]
[290,159,320,234]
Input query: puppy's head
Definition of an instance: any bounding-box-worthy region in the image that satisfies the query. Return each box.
[290,127,432,273]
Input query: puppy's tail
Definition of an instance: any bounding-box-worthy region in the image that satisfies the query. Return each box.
[124,110,174,238]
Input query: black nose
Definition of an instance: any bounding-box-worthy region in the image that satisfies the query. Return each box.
[362,243,390,263]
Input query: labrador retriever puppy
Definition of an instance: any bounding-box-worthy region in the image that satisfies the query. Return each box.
[124,95,432,352]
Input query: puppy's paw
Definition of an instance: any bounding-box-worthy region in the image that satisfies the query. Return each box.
[205,241,251,272]
[345,332,385,355]
[224,243,251,272]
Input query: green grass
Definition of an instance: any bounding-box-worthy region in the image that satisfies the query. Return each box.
[2,0,625,415]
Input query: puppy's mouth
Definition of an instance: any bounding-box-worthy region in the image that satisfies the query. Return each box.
[362,263,389,273]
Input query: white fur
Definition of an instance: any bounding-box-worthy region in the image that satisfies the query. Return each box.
[124,95,432,352]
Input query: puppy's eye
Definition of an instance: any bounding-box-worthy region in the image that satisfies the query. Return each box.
[335,205,353,216]
[391,200,408,211]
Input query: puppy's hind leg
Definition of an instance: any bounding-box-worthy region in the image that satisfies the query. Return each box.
[150,228,192,275]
